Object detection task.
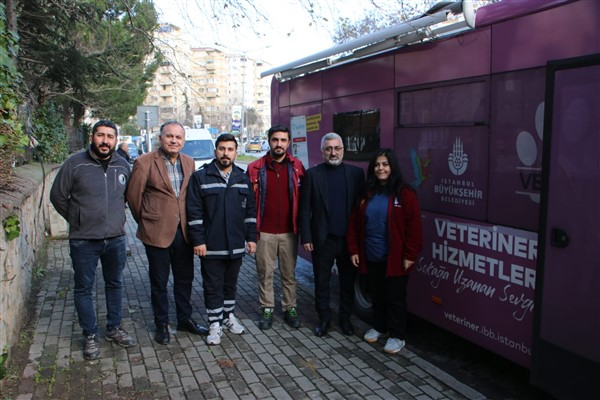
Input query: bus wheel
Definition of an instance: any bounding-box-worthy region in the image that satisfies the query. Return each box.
[354,275,373,321]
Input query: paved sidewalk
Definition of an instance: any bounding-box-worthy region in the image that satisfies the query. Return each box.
[13,214,485,399]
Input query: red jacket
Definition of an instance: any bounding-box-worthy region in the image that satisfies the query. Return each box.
[246,152,306,234]
[347,187,423,277]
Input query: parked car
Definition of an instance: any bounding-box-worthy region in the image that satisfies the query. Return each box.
[261,139,269,152]
[245,139,262,152]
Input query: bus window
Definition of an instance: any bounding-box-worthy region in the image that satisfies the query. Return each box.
[333,109,380,161]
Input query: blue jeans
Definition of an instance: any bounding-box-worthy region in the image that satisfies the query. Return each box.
[69,236,126,336]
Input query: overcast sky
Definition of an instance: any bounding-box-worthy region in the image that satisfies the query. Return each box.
[151,0,421,69]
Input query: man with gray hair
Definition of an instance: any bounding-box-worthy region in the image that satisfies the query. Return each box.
[127,121,208,345]
[299,132,365,337]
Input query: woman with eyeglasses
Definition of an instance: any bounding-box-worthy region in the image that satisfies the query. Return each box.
[346,148,423,354]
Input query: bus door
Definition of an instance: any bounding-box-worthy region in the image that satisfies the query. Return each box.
[531,54,600,399]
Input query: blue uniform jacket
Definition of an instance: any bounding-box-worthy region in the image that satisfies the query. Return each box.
[186,160,257,259]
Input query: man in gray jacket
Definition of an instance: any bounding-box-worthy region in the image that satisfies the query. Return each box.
[50,120,136,360]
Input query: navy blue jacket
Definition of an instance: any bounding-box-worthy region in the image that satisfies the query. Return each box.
[186,160,257,259]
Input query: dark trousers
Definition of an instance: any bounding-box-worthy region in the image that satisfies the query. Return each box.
[200,257,242,325]
[312,235,357,323]
[69,236,126,336]
[366,260,409,339]
[144,227,194,326]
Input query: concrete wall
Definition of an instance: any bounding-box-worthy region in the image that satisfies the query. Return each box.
[0,163,65,361]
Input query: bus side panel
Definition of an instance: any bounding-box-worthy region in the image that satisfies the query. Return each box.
[275,79,290,109]
[395,28,491,87]
[396,126,489,221]
[408,212,537,367]
[290,72,323,106]
[323,53,395,99]
[488,68,546,231]
[273,106,291,129]
[491,0,600,73]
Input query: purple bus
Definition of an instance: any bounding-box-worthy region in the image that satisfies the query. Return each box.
[262,0,599,397]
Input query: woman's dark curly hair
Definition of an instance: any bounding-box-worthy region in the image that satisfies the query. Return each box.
[365,148,412,199]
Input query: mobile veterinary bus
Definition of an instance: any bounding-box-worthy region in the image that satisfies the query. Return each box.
[262,1,599,397]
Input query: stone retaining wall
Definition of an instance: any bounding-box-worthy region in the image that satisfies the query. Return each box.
[0,163,65,364]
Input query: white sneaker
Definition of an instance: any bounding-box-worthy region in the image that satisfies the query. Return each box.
[206,322,222,345]
[223,314,245,334]
[384,338,405,354]
[363,328,386,343]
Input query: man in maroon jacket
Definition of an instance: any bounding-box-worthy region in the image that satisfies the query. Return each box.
[247,125,306,330]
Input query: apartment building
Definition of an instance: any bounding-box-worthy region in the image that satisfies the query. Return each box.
[145,23,271,138]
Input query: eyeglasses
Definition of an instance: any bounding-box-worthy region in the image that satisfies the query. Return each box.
[323,146,343,153]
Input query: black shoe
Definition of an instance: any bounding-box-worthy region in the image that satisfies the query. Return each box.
[339,320,354,336]
[155,324,170,345]
[177,318,209,335]
[258,308,274,330]
[284,307,301,329]
[314,319,331,337]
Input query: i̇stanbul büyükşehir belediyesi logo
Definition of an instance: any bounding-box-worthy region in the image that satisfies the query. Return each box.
[448,137,468,176]
[432,137,482,207]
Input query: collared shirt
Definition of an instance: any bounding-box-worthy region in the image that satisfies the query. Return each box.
[219,169,231,183]
[160,148,183,198]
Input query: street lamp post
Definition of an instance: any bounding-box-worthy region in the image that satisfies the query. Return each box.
[240,54,247,153]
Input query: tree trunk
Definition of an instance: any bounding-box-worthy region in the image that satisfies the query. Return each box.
[5,0,17,34]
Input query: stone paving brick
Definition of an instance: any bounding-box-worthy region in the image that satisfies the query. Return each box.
[399,379,426,397]
[240,368,260,384]
[295,375,318,392]
[175,363,194,378]
[415,395,435,400]
[248,382,270,398]
[167,387,186,400]
[269,385,294,400]
[419,383,447,399]
[193,369,211,384]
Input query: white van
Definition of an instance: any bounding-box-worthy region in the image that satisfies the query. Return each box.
[182,128,215,170]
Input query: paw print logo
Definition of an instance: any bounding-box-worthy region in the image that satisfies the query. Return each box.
[448,137,468,176]
[515,102,544,203]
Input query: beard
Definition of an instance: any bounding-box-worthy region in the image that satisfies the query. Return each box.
[325,157,342,166]
[91,142,115,160]
[216,157,233,169]
[270,146,286,158]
